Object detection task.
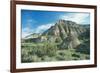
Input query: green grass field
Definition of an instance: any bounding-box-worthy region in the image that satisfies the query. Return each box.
[21,42,90,63]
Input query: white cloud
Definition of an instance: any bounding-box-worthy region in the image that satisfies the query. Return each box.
[60,13,90,24]
[35,23,55,33]
[22,19,37,38]
[27,19,36,23]
[26,19,37,27]
[22,23,54,38]
[22,27,33,38]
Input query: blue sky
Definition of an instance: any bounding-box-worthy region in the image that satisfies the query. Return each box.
[21,9,90,38]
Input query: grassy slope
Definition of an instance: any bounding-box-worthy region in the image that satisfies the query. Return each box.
[21,42,90,63]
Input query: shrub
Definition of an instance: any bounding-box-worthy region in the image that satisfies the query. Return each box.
[72,53,80,58]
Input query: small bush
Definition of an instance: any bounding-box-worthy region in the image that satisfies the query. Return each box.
[72,53,80,58]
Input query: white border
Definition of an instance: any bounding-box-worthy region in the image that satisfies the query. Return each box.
[16,5,94,69]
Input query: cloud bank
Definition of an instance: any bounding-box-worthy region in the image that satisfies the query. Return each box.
[60,13,90,24]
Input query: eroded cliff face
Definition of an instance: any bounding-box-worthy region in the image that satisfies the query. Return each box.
[42,20,89,49]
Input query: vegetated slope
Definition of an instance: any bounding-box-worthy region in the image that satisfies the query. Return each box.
[21,20,90,63]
